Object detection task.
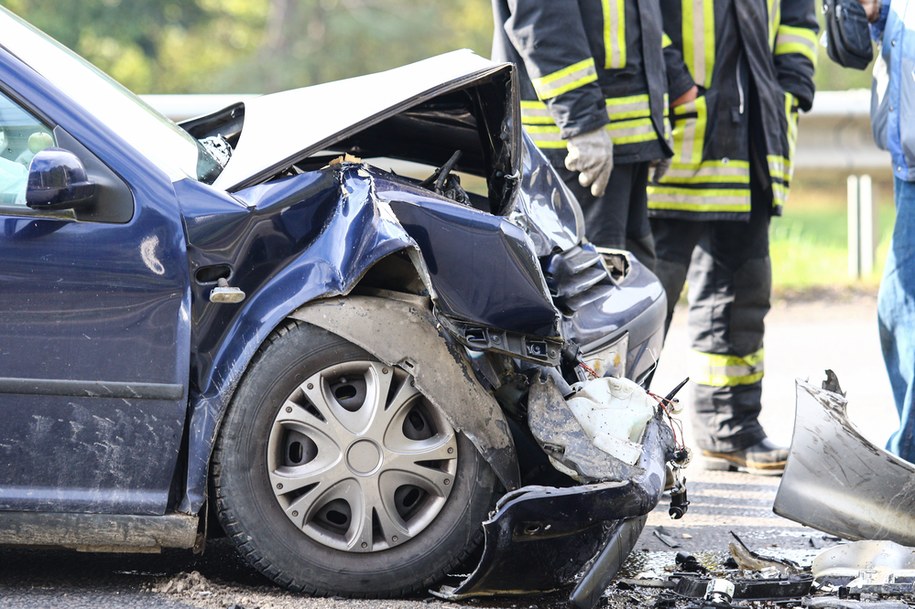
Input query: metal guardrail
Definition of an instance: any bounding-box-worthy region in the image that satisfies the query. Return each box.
[795,90,888,172]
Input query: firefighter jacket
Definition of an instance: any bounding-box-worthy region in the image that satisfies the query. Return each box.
[647,0,818,220]
[492,0,672,165]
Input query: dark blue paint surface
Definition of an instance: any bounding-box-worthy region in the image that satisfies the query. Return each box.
[0,47,191,515]
[0,38,663,522]
[175,164,561,512]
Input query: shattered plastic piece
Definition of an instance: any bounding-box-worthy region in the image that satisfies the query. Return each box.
[672,574,814,601]
[437,413,672,609]
[774,375,915,546]
[527,375,669,482]
[653,526,681,548]
[812,540,915,586]
[675,552,709,574]
[704,578,735,604]
[566,376,656,465]
[728,531,801,576]
[804,599,909,609]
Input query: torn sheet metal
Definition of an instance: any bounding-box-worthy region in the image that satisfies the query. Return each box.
[773,375,915,546]
[728,531,802,576]
[214,50,518,191]
[505,133,582,255]
[290,295,520,490]
[436,411,669,608]
[667,574,814,601]
[527,375,670,482]
[813,540,915,587]
[804,598,910,609]
[544,244,667,385]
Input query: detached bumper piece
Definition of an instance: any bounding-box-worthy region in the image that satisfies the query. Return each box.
[435,412,670,609]
[774,371,915,546]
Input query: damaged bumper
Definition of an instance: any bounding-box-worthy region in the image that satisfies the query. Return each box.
[438,382,675,608]
[774,372,915,546]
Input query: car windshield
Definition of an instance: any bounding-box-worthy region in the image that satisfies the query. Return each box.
[0,8,221,184]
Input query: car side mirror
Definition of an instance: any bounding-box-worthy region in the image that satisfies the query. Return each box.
[26,148,96,210]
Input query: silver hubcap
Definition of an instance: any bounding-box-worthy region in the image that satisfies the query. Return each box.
[267,361,458,552]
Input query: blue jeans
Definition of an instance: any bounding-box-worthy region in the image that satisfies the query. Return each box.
[878,177,915,463]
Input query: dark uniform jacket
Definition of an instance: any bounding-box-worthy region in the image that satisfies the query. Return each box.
[492,0,672,165]
[647,0,818,220]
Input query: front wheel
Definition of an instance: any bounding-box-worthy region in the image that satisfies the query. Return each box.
[212,320,496,597]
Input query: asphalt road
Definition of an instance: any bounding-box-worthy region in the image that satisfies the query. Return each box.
[652,289,898,451]
[0,292,896,609]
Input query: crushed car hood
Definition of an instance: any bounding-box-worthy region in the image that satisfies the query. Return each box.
[213,50,517,191]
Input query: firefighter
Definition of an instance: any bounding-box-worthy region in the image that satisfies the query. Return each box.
[491,0,674,270]
[648,0,817,474]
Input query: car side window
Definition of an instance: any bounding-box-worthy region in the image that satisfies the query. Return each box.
[0,90,55,207]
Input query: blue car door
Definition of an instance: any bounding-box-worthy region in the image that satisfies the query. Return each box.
[0,87,192,516]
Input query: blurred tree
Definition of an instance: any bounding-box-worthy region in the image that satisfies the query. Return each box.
[214,0,493,92]
[3,1,868,94]
[1,0,493,93]
[1,0,267,92]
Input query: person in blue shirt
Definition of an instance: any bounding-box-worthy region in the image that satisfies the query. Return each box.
[859,0,915,463]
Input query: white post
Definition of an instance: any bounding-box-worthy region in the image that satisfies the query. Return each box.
[848,175,860,278]
[859,174,875,276]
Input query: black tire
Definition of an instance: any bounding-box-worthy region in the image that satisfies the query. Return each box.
[212,320,496,597]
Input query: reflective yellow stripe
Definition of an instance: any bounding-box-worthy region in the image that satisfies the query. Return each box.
[531,58,598,100]
[662,33,673,48]
[647,185,751,213]
[767,154,793,183]
[519,100,555,125]
[602,0,627,69]
[523,124,566,149]
[690,348,765,387]
[608,118,656,145]
[771,91,796,209]
[606,94,651,120]
[669,95,707,166]
[768,0,781,49]
[683,0,715,90]
[775,25,818,65]
[773,182,789,207]
[664,161,751,184]
[521,95,653,125]
[784,92,799,194]
[524,117,657,150]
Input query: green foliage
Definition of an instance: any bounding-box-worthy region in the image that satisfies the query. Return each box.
[0,0,493,93]
[770,177,895,290]
[214,0,494,93]
[1,0,267,92]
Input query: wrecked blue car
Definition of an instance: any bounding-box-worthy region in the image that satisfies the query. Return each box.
[0,8,683,608]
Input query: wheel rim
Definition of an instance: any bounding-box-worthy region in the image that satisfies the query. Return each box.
[266,360,458,552]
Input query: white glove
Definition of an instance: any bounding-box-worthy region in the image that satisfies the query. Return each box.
[564,127,614,197]
[650,156,671,183]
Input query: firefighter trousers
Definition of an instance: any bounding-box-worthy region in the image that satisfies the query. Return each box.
[549,155,657,271]
[649,194,771,452]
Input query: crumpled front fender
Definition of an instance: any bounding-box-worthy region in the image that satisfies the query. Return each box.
[289,295,521,491]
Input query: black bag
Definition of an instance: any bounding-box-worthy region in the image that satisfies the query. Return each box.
[823,0,874,70]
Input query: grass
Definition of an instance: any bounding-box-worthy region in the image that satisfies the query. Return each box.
[770,173,895,292]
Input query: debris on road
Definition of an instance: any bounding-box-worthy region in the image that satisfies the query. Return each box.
[728,531,802,576]
[775,372,915,546]
[614,542,915,609]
